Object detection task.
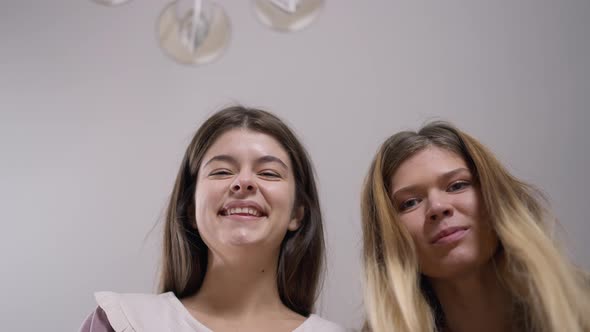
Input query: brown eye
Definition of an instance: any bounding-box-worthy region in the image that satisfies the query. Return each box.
[448,181,470,192]
[399,198,421,211]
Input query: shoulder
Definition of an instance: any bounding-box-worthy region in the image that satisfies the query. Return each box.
[95,291,175,314]
[94,291,174,330]
[78,307,115,332]
[299,314,349,332]
[90,291,198,332]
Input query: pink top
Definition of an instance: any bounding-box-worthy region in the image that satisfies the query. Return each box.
[78,292,347,332]
[79,307,114,332]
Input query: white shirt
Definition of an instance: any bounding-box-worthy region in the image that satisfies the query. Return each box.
[95,291,347,332]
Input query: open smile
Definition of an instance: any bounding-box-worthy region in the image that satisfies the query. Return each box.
[218,200,267,220]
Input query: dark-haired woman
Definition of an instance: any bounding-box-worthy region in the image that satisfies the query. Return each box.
[79,106,345,332]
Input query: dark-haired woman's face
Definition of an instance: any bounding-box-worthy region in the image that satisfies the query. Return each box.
[389,147,498,279]
[194,129,303,256]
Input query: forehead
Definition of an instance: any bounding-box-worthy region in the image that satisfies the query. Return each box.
[391,147,467,189]
[202,128,290,164]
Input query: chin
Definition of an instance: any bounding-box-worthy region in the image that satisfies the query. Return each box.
[222,229,266,247]
[226,237,261,246]
[423,250,484,278]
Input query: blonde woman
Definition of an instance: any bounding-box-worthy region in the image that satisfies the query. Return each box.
[79,106,345,332]
[361,121,589,332]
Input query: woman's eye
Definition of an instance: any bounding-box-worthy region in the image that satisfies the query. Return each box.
[399,198,421,211]
[448,181,470,192]
[259,171,280,178]
[210,169,232,176]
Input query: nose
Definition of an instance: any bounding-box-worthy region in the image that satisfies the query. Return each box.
[230,173,257,194]
[425,192,453,222]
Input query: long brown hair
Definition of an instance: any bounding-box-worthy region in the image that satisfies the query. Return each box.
[361,121,590,331]
[159,105,325,316]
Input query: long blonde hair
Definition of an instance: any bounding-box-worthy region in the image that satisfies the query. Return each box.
[361,121,590,332]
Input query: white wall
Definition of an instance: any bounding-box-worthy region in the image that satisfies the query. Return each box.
[1,1,589,330]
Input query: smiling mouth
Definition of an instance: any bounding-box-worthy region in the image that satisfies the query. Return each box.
[431,226,470,245]
[220,207,263,217]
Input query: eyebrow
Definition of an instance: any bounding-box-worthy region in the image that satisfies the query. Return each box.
[203,154,289,170]
[391,167,471,199]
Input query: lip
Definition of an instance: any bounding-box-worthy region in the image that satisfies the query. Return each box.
[430,226,470,245]
[219,200,267,219]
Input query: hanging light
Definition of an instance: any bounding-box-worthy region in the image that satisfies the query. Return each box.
[252,0,324,32]
[157,0,231,65]
[91,0,133,6]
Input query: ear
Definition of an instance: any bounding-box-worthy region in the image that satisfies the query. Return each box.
[288,205,305,231]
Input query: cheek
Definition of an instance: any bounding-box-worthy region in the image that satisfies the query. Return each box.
[194,182,224,217]
[264,182,297,208]
[399,213,425,241]
[466,192,498,253]
[479,224,499,256]
[463,189,483,220]
[398,213,433,264]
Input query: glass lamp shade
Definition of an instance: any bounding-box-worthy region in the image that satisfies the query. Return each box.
[252,0,324,32]
[157,0,231,65]
[91,0,133,6]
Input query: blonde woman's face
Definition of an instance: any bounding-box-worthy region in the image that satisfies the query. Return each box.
[194,129,302,254]
[390,146,498,279]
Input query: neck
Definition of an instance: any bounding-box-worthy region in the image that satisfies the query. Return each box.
[429,262,512,332]
[185,246,287,318]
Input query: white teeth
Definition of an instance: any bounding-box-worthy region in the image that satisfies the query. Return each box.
[224,207,261,216]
